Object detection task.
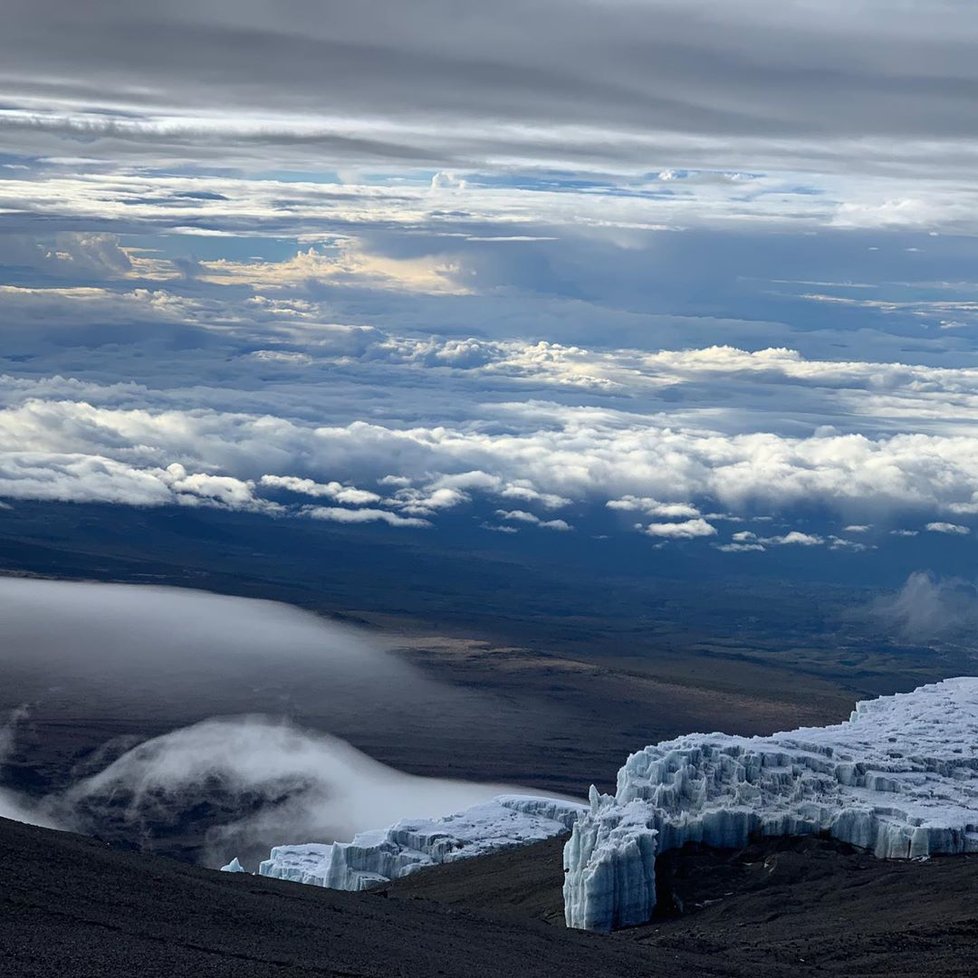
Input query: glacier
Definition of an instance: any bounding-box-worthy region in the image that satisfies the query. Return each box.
[564,677,978,932]
[236,795,585,891]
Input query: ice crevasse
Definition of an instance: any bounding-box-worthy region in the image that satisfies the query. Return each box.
[563,677,978,931]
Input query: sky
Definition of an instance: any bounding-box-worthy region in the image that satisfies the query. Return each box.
[2,1,978,565]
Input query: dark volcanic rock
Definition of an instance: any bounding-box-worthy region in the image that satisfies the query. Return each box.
[2,816,976,977]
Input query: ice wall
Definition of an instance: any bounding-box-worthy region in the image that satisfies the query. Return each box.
[240,794,585,891]
[564,678,978,932]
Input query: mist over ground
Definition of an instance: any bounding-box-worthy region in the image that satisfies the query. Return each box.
[0,705,59,828]
[0,577,562,863]
[0,575,497,741]
[864,571,978,643]
[0,565,973,866]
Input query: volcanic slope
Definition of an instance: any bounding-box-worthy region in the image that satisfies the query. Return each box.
[2,817,977,977]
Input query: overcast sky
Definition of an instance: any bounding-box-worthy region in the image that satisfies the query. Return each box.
[2,1,978,560]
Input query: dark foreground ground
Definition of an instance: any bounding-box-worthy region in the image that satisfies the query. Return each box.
[3,816,976,978]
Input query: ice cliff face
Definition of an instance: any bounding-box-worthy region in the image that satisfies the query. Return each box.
[246,795,585,891]
[564,678,978,932]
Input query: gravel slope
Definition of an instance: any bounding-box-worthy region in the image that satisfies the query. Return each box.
[2,817,976,977]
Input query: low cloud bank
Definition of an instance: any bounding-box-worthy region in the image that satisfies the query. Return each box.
[0,576,449,722]
[58,716,528,868]
[0,578,569,864]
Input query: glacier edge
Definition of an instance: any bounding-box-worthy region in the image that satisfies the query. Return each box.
[241,794,586,892]
[563,677,978,932]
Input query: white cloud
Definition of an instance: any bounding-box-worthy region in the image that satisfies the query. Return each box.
[0,578,539,849]
[260,474,381,506]
[645,518,717,539]
[496,509,573,531]
[497,509,540,524]
[714,542,765,553]
[607,496,700,519]
[731,529,825,548]
[5,378,978,534]
[827,535,871,552]
[774,531,824,547]
[925,521,970,535]
[201,244,470,296]
[162,464,265,510]
[496,483,571,510]
[394,486,469,516]
[4,275,978,541]
[302,506,430,528]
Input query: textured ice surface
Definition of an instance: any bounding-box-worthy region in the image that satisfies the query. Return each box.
[564,678,978,932]
[253,795,585,891]
[220,857,247,873]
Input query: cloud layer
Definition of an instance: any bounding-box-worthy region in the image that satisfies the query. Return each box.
[1,287,978,549]
[2,3,978,561]
[3,1,978,181]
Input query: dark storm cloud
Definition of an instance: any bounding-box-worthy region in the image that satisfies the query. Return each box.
[2,1,978,173]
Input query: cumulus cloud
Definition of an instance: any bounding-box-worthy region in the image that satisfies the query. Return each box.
[496,510,572,531]
[730,529,829,550]
[2,7,978,558]
[771,531,824,547]
[260,474,381,506]
[925,522,970,535]
[481,522,518,534]
[497,509,541,524]
[201,245,469,295]
[303,506,430,528]
[393,486,468,516]
[496,483,570,510]
[2,357,978,541]
[608,496,701,519]
[644,518,717,539]
[162,464,270,511]
[0,233,133,281]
